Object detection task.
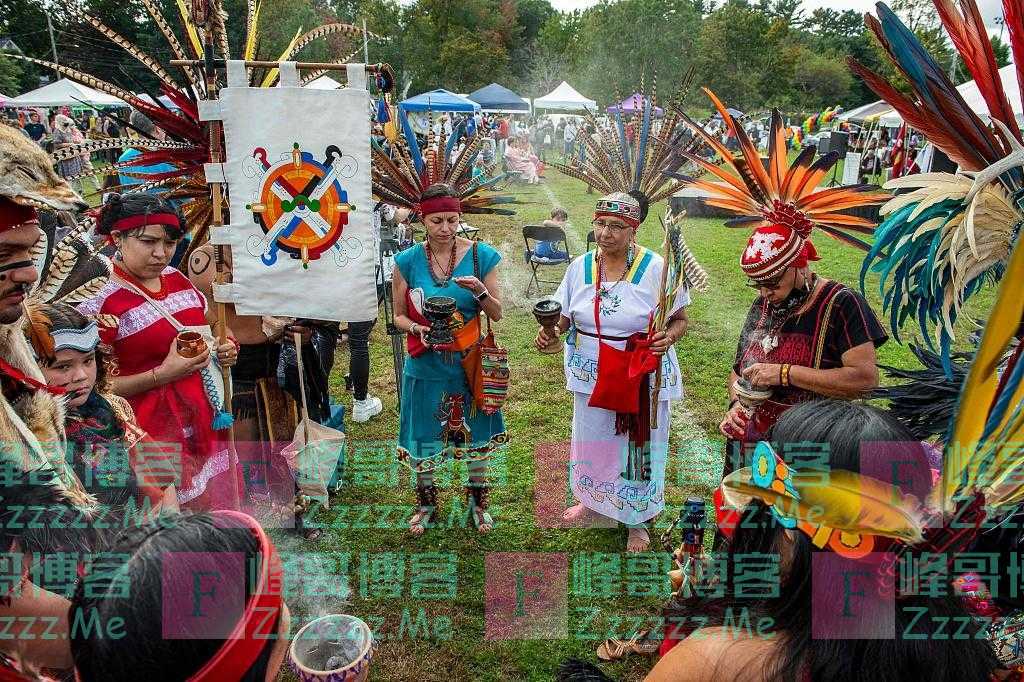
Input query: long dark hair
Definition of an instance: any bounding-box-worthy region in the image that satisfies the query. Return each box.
[96,193,185,239]
[664,400,996,682]
[70,513,279,682]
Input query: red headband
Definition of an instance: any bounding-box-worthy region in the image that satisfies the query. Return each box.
[186,511,284,682]
[0,199,38,232]
[417,196,462,217]
[593,211,640,230]
[105,212,181,235]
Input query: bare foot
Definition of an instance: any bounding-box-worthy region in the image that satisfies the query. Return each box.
[626,527,650,553]
[562,503,598,524]
[409,508,432,537]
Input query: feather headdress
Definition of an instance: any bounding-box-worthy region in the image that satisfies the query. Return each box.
[669,88,889,250]
[851,0,1024,368]
[24,215,112,364]
[553,72,701,214]
[371,115,518,217]
[12,1,372,241]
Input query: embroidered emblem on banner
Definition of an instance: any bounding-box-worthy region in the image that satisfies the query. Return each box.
[245,142,360,269]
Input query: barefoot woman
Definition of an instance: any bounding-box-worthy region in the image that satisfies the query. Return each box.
[538,191,689,552]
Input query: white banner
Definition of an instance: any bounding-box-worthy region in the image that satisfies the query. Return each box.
[204,61,375,322]
[842,152,862,186]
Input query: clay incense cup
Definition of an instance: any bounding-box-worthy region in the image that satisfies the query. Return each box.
[175,331,206,358]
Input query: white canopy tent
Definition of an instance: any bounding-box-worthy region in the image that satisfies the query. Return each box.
[4,78,127,108]
[533,81,596,112]
[304,75,343,90]
[878,63,1024,127]
[837,100,894,123]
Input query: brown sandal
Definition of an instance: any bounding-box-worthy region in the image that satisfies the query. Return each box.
[596,628,660,661]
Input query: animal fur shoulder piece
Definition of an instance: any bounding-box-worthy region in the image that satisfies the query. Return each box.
[0,325,95,510]
[0,125,85,211]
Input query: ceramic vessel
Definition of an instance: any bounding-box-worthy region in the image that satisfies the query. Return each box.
[289,614,375,682]
[532,299,563,354]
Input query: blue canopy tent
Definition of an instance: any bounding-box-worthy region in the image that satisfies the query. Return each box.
[466,83,530,113]
[399,89,480,113]
[397,89,481,174]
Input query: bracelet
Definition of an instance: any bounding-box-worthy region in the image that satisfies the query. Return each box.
[728,398,739,410]
[409,323,419,336]
[475,288,490,302]
[150,367,161,388]
[781,363,791,387]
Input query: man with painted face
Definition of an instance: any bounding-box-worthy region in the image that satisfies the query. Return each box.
[720,222,888,470]
[0,124,94,506]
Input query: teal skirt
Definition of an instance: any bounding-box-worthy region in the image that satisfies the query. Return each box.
[397,368,507,473]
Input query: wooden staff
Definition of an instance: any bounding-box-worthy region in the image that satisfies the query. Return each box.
[650,212,682,429]
[197,7,240,507]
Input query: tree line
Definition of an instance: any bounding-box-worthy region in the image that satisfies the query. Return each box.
[0,0,1012,115]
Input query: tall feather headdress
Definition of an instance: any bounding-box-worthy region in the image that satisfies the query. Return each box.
[669,88,889,251]
[12,1,373,243]
[552,72,702,210]
[371,115,518,216]
[850,0,1024,369]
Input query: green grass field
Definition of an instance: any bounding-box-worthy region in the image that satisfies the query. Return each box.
[280,167,993,681]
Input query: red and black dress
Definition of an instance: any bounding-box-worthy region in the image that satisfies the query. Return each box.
[730,279,887,462]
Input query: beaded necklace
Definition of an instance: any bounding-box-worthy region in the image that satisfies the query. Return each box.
[424,239,457,287]
[596,245,635,297]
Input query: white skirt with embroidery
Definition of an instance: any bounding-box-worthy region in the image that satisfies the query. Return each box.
[569,391,669,525]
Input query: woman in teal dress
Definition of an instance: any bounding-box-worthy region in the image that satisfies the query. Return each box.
[392,183,507,535]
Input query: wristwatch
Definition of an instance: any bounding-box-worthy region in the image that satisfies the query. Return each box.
[475,289,490,302]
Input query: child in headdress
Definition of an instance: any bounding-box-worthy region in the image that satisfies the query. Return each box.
[27,301,178,513]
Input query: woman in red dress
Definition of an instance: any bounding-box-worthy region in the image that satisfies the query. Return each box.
[78,194,240,509]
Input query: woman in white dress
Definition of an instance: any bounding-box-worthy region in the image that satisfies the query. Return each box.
[536,191,689,552]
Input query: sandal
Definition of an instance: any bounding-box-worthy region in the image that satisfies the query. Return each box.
[597,628,660,662]
[409,484,438,537]
[466,483,493,534]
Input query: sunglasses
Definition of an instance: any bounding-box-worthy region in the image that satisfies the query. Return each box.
[747,269,791,290]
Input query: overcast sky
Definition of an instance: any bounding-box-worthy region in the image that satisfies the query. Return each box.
[549,0,1007,34]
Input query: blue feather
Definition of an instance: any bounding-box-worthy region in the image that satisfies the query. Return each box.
[445,119,466,163]
[633,97,653,191]
[398,106,424,175]
[983,345,1024,440]
[614,108,631,183]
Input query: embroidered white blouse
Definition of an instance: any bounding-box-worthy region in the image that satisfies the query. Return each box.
[554,246,690,401]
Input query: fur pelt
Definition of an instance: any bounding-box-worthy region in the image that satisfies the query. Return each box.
[0,321,95,510]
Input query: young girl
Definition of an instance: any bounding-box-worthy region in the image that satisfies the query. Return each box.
[29,301,177,513]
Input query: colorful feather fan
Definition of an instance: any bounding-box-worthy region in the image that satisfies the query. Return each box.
[371,117,518,216]
[12,1,371,240]
[552,71,700,205]
[862,172,1016,369]
[669,88,888,250]
[940,222,1024,514]
[851,0,1024,368]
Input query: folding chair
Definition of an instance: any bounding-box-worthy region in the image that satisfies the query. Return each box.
[586,229,596,252]
[523,224,572,296]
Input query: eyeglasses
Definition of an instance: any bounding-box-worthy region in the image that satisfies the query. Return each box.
[747,269,790,290]
[591,219,631,234]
